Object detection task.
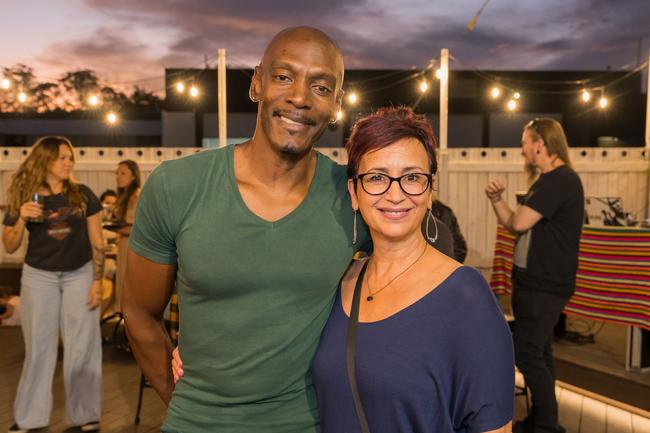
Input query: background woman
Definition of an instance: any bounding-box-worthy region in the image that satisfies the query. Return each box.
[111,159,141,312]
[2,136,104,433]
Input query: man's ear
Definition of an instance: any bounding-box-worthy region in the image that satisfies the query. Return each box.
[332,88,344,121]
[336,88,345,107]
[249,66,262,102]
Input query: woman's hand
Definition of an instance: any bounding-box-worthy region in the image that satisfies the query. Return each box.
[172,346,184,384]
[485,179,506,203]
[19,201,43,221]
[87,280,103,310]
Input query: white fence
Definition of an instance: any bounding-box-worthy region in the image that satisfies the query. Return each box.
[1,146,648,269]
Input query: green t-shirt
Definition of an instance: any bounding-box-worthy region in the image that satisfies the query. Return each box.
[130,145,365,433]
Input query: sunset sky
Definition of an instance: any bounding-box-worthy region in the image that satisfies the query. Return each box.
[1,0,649,92]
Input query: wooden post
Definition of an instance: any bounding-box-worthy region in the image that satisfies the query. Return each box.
[439,48,450,203]
[218,48,227,148]
[645,50,650,220]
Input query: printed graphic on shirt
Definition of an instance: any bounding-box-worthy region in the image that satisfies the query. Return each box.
[45,206,83,240]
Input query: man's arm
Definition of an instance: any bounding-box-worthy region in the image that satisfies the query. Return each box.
[485,179,542,233]
[123,248,177,405]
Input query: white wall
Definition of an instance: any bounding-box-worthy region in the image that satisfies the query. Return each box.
[1,146,648,269]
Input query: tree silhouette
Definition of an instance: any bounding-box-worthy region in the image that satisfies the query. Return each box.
[0,65,162,113]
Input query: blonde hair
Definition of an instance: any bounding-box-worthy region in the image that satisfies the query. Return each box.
[6,136,86,218]
[524,118,573,180]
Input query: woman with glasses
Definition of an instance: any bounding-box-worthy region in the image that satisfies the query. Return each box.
[485,119,583,433]
[311,107,514,433]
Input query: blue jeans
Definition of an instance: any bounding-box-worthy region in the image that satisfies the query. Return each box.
[14,262,102,429]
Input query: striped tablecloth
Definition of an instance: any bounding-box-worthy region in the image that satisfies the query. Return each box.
[489,225,650,331]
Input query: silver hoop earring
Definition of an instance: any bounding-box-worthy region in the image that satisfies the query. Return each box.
[249,87,259,103]
[352,209,358,245]
[425,208,438,243]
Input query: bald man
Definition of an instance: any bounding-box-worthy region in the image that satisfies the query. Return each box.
[123,27,367,433]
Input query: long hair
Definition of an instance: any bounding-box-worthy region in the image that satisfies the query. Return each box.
[115,160,141,220]
[524,118,573,180]
[7,136,86,217]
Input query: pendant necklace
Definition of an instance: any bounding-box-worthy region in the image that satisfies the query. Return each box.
[364,244,427,301]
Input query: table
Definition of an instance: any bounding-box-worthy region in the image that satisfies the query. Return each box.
[490,225,650,369]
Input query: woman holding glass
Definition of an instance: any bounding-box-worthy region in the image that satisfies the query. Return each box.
[2,136,104,433]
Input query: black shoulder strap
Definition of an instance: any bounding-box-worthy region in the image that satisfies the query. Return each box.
[346,260,371,433]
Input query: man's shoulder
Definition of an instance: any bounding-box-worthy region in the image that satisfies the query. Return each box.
[315,150,348,188]
[158,147,223,173]
[142,148,227,202]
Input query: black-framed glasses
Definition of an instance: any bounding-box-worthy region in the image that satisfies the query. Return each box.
[354,172,432,196]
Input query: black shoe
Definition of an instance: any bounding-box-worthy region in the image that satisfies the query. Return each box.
[512,420,534,433]
[8,424,45,433]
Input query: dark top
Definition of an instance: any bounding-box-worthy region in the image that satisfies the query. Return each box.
[3,184,102,272]
[422,200,468,262]
[312,266,514,433]
[519,165,584,297]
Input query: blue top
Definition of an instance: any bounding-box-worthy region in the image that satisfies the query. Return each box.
[312,266,514,433]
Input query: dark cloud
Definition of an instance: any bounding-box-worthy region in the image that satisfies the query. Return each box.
[32,0,650,92]
[38,27,164,90]
[50,27,148,58]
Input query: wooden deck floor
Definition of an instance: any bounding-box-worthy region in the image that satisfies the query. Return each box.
[0,327,165,433]
[1,325,649,433]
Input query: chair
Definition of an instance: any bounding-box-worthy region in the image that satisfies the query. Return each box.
[134,289,179,424]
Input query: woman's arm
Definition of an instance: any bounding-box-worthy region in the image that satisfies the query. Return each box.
[3,221,26,254]
[2,201,43,253]
[86,212,105,309]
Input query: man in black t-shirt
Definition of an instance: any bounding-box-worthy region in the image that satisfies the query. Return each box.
[485,119,584,433]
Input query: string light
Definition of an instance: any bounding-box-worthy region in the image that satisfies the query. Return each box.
[175,82,185,93]
[581,90,591,102]
[435,68,448,80]
[336,109,344,121]
[17,92,27,103]
[513,92,521,100]
[88,95,99,106]
[599,96,608,109]
[1,78,10,90]
[347,92,358,105]
[506,99,517,111]
[106,111,119,125]
[419,81,429,93]
[189,86,200,98]
[490,87,501,99]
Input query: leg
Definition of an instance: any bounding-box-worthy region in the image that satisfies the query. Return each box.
[543,334,556,385]
[14,264,61,429]
[512,284,568,432]
[60,262,103,426]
